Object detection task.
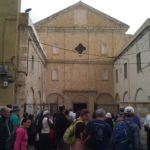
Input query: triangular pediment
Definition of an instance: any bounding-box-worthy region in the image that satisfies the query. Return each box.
[35,2,129,30]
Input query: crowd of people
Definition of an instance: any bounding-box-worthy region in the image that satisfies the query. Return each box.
[0,104,150,150]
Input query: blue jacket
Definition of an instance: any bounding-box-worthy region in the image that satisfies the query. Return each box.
[124,116,141,150]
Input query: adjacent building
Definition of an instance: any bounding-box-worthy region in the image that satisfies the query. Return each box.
[0,0,46,113]
[0,0,21,105]
[35,2,130,113]
[114,19,150,118]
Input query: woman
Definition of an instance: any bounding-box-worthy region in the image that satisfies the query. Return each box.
[38,110,52,150]
[14,117,31,150]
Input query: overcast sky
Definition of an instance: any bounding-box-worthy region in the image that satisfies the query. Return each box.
[21,0,150,34]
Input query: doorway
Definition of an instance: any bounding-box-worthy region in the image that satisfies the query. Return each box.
[73,103,87,113]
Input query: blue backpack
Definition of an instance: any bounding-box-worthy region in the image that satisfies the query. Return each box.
[113,121,131,144]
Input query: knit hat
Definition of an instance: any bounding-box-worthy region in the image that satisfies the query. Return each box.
[124,106,134,114]
[43,110,50,116]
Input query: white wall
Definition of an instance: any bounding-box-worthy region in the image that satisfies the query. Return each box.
[114,21,150,103]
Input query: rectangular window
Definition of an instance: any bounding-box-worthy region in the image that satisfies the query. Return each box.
[101,70,109,81]
[101,43,108,55]
[31,55,34,71]
[116,69,118,83]
[137,53,141,73]
[52,69,59,81]
[53,44,59,55]
[124,63,127,79]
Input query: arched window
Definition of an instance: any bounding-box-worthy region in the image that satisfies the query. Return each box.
[123,91,129,102]
[52,69,59,81]
[135,88,147,102]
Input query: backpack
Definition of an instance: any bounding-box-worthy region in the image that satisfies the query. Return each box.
[113,121,131,144]
[92,122,105,143]
[63,119,83,145]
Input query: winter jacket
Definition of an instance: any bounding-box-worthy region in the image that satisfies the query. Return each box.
[0,116,10,150]
[14,127,28,150]
[55,112,70,140]
[124,116,141,150]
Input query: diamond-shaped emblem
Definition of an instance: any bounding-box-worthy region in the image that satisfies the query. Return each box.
[75,43,86,54]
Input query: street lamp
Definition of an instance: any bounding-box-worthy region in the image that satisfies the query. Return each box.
[0,64,14,88]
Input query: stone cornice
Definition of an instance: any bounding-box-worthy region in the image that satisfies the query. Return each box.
[63,90,98,93]
[36,26,126,33]
[46,59,113,65]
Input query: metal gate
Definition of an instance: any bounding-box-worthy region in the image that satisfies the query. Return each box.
[24,103,58,115]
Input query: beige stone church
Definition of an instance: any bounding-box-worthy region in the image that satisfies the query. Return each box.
[35,2,130,113]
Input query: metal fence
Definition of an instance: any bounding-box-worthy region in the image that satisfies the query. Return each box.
[24,103,58,115]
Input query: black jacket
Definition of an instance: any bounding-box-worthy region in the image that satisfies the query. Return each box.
[0,116,10,150]
[55,112,70,140]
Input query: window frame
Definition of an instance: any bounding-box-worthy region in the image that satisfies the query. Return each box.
[101,70,109,81]
[124,63,127,79]
[51,69,59,81]
[116,69,118,83]
[101,43,108,56]
[136,52,142,73]
[31,55,34,71]
[52,44,59,55]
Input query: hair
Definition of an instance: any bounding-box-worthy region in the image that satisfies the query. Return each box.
[95,108,106,118]
[76,111,80,119]
[21,117,31,125]
[80,109,89,116]
[59,106,65,112]
[0,107,9,113]
[65,109,69,116]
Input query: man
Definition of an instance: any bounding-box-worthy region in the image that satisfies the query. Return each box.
[8,105,20,134]
[86,108,112,150]
[70,109,90,150]
[55,106,70,150]
[124,106,141,150]
[114,106,141,150]
[0,107,10,150]
[144,114,150,150]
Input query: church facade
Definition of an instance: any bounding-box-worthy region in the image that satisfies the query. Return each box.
[35,2,130,113]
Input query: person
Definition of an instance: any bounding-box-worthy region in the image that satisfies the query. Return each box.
[86,108,112,150]
[69,109,76,122]
[132,114,141,129]
[14,117,31,150]
[8,105,20,134]
[113,106,141,150]
[55,106,70,150]
[70,109,90,150]
[144,114,150,150]
[38,110,52,150]
[105,112,113,129]
[65,109,72,124]
[27,114,37,150]
[0,107,10,150]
